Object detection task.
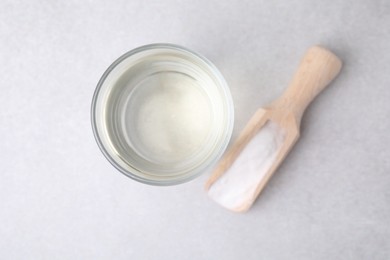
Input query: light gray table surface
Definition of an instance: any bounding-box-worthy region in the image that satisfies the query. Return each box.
[1,0,389,259]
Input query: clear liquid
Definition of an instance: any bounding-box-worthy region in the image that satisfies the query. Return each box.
[103,50,228,175]
[124,70,212,164]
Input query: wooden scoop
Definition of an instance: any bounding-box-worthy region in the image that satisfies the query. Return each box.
[205,46,342,212]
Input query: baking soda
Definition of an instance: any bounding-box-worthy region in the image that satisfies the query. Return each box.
[208,121,285,211]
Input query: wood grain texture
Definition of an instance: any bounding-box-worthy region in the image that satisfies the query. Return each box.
[205,46,342,212]
[270,46,342,124]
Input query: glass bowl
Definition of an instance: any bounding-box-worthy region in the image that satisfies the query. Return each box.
[91,43,234,185]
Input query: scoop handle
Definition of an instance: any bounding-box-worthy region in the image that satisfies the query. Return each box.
[275,46,342,122]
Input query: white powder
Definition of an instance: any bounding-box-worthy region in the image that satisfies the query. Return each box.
[207,121,285,211]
